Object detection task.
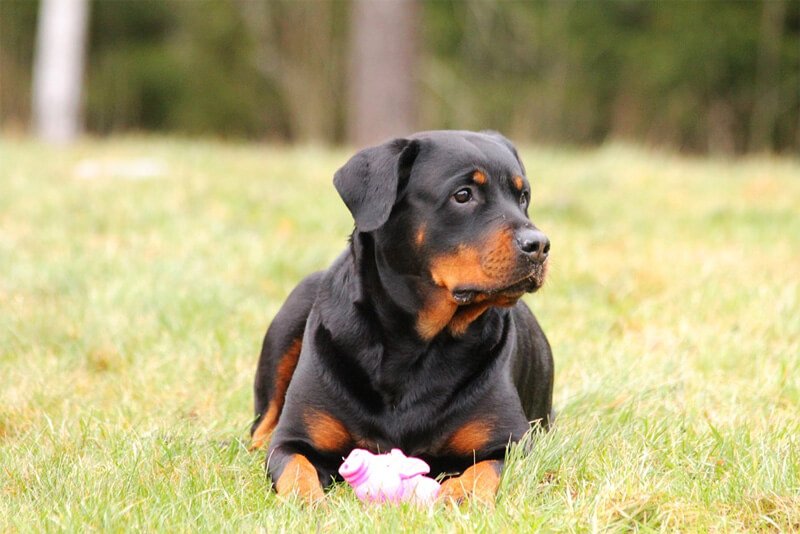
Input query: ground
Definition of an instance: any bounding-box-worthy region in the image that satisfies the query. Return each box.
[1,138,798,531]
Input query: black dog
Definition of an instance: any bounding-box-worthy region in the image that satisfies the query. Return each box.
[251,130,553,504]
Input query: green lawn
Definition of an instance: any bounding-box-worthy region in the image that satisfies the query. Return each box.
[1,138,799,532]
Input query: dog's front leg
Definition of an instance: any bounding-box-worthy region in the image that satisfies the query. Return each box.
[268,446,324,504]
[437,459,503,506]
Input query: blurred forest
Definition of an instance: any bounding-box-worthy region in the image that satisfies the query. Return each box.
[1,0,799,153]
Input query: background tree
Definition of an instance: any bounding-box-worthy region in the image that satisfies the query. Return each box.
[239,0,346,143]
[750,0,788,152]
[1,0,798,153]
[347,0,420,147]
[31,0,90,143]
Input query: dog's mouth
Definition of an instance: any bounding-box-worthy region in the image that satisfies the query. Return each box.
[451,262,547,306]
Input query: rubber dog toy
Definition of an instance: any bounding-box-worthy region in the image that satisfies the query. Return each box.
[339,448,441,504]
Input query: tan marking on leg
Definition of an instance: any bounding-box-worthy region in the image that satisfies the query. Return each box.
[249,338,302,450]
[275,454,324,503]
[304,410,351,452]
[446,419,492,454]
[249,402,279,451]
[274,339,302,400]
[438,460,501,506]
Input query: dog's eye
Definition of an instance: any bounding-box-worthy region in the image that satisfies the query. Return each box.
[453,188,473,204]
[520,191,530,206]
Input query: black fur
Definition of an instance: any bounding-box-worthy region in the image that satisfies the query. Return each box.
[333,138,421,232]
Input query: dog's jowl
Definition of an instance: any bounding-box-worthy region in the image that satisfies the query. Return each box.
[251,130,554,504]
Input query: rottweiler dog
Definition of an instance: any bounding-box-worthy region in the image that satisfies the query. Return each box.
[250,130,553,504]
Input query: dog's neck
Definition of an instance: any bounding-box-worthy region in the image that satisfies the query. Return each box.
[349,231,431,337]
[343,231,509,404]
[350,231,496,343]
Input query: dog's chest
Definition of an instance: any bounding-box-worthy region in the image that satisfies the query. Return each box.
[354,342,507,449]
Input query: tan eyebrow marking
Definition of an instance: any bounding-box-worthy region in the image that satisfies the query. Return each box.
[472,170,487,185]
[513,175,524,191]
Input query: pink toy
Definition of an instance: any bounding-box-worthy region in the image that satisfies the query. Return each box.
[339,448,441,505]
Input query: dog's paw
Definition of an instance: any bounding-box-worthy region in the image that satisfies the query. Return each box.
[437,460,501,507]
[274,454,325,505]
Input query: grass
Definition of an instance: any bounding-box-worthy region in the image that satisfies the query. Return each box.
[1,137,799,532]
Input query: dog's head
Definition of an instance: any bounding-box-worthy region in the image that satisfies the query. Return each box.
[335,130,549,337]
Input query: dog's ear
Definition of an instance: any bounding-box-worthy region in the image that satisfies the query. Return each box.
[481,130,526,175]
[334,138,421,232]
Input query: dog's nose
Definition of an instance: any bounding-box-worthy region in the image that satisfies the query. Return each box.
[516,228,550,262]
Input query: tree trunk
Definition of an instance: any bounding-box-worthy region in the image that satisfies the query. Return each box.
[32,0,89,143]
[347,0,419,147]
[749,0,786,153]
[238,0,339,144]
